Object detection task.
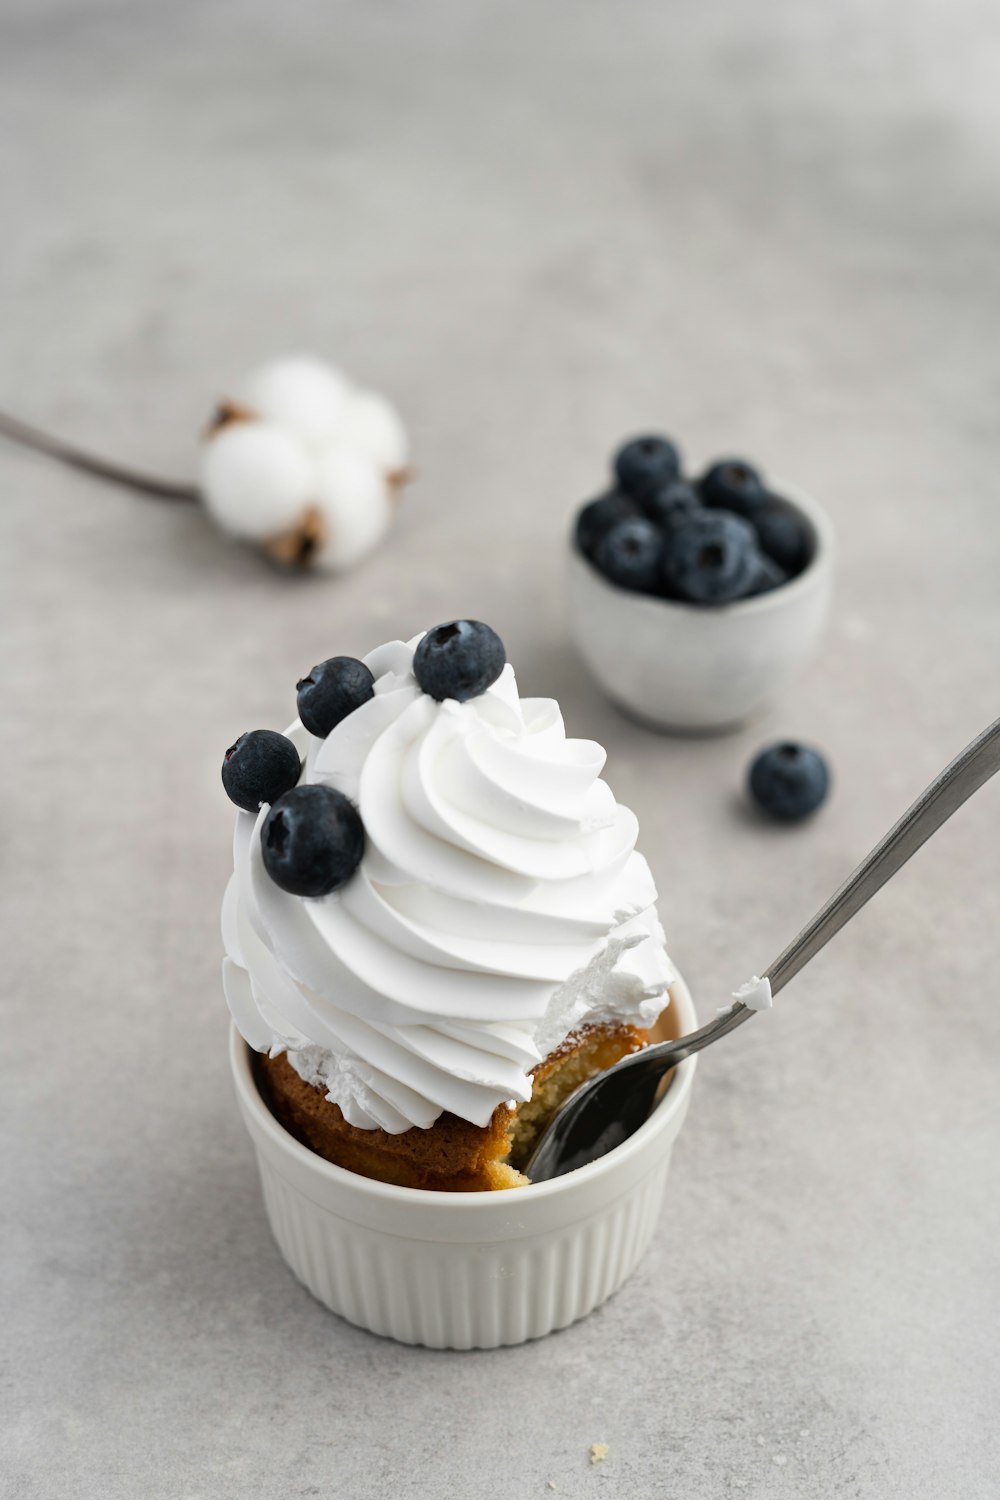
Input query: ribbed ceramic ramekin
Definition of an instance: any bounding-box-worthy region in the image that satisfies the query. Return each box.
[229,977,697,1349]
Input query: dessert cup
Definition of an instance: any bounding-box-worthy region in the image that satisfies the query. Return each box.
[568,480,835,733]
[221,625,686,1343]
[230,973,697,1349]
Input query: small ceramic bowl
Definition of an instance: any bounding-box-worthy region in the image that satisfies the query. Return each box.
[568,481,835,733]
[230,976,698,1349]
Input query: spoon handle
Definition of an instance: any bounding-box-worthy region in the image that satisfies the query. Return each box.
[654,714,1000,1068]
[763,713,1000,997]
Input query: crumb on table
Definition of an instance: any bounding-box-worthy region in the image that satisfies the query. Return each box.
[590,1443,609,1465]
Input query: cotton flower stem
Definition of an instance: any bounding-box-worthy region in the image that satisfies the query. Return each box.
[0,407,200,501]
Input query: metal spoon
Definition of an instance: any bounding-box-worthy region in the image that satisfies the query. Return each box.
[524,714,1000,1184]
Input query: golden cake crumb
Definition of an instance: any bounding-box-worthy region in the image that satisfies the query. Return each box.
[590,1443,609,1465]
[258,1023,649,1191]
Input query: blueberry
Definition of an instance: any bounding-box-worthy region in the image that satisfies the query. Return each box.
[700,458,767,518]
[643,479,702,529]
[752,496,813,577]
[261,783,365,896]
[594,517,664,594]
[296,656,375,737]
[413,620,506,703]
[613,435,681,502]
[748,743,830,822]
[745,552,788,597]
[574,491,641,559]
[661,512,759,604]
[222,730,301,812]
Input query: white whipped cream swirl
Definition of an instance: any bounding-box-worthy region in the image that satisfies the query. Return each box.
[222,637,673,1132]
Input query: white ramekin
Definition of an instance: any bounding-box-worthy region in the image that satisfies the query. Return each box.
[567,481,835,733]
[229,977,698,1349]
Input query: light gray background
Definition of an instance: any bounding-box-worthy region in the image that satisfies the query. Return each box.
[2,3,999,1497]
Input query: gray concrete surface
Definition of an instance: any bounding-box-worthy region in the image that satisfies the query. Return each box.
[2,3,999,1496]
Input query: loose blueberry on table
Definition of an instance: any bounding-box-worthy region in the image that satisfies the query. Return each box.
[574,435,814,604]
[748,742,830,821]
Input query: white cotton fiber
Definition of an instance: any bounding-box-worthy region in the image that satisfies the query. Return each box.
[239,356,352,452]
[338,389,410,472]
[200,422,314,540]
[313,448,393,572]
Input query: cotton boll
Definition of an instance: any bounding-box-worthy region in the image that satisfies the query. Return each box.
[339,389,410,472]
[200,357,406,571]
[200,422,315,540]
[240,356,352,452]
[312,448,393,572]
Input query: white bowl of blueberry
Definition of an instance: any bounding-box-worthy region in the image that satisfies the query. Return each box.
[568,435,835,732]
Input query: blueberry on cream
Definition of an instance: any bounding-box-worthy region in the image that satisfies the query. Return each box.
[261,784,365,897]
[297,657,375,738]
[412,620,506,703]
[222,730,301,812]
